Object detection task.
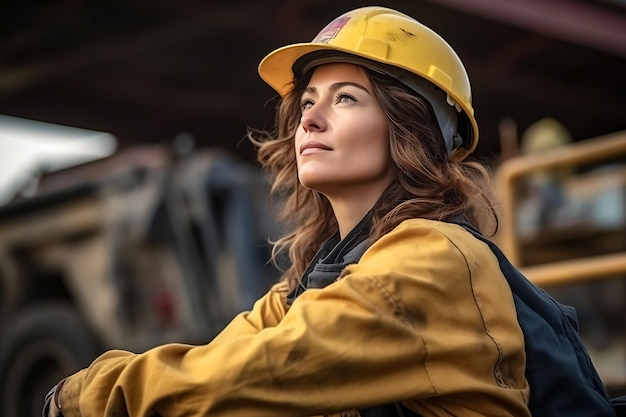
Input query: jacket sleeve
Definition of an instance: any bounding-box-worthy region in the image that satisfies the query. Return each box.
[59,220,529,417]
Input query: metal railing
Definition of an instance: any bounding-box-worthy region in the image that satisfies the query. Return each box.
[493,130,626,287]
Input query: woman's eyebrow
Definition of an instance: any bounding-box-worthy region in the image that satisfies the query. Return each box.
[304,81,372,96]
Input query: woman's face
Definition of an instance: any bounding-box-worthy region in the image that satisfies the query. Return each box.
[295,63,392,199]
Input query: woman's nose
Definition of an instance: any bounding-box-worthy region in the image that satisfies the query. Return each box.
[300,105,327,133]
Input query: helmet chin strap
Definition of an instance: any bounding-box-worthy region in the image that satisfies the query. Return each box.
[294,51,466,155]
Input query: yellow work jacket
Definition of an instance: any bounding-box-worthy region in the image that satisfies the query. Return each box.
[59,219,530,417]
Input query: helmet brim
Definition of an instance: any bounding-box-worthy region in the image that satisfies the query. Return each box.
[258,42,363,96]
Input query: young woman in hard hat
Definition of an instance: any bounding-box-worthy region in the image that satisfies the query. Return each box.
[45,7,531,417]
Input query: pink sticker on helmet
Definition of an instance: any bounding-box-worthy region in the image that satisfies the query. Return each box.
[312,16,351,44]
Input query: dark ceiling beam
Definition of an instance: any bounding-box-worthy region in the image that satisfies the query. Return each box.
[75,75,251,118]
[0,3,266,97]
[467,56,626,121]
[480,35,557,73]
[421,0,626,58]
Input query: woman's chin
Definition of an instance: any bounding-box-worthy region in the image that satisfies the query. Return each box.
[298,174,331,191]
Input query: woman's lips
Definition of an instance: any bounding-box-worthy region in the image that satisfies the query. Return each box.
[300,141,332,155]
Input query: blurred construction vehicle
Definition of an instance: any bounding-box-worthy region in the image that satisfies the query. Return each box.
[494,128,626,397]
[0,142,283,417]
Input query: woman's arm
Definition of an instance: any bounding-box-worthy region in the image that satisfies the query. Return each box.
[59,276,427,416]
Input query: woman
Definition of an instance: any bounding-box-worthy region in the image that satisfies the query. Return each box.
[44,6,532,417]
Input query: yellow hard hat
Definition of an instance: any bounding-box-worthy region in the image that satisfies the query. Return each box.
[258,6,479,160]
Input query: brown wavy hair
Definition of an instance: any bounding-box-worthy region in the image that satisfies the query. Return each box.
[248,65,498,287]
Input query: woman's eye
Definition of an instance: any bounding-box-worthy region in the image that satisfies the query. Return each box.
[336,93,356,104]
[300,98,314,111]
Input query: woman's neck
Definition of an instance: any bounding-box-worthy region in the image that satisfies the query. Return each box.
[332,203,372,239]
[327,187,385,239]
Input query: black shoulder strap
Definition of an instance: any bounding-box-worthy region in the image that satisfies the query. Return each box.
[457,221,616,417]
